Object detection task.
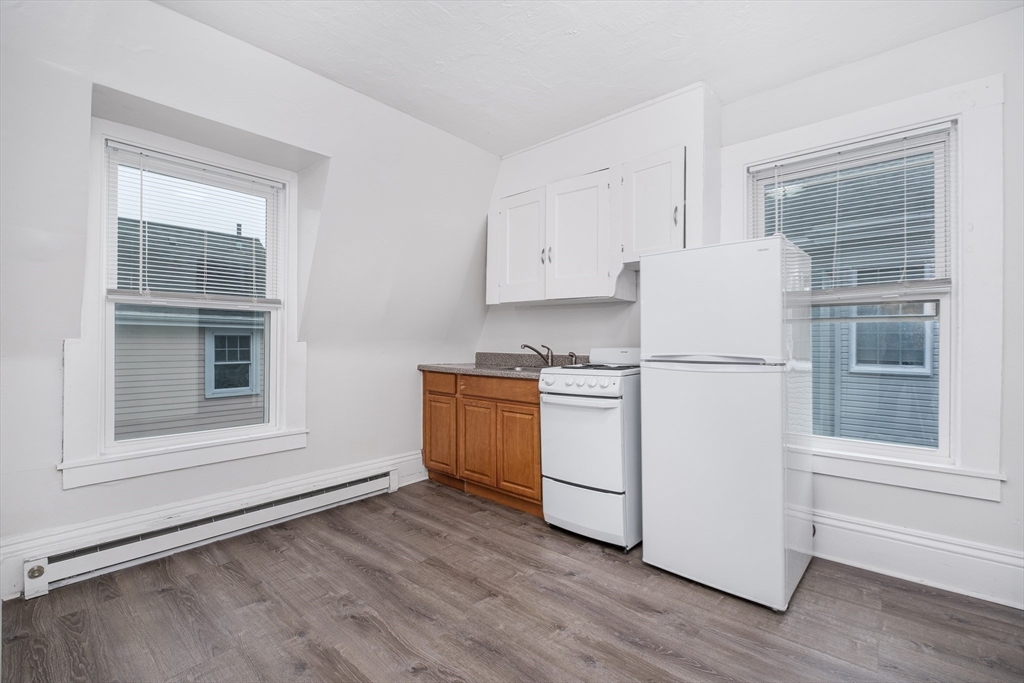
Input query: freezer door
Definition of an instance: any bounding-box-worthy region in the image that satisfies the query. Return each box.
[641,238,785,362]
[640,362,790,610]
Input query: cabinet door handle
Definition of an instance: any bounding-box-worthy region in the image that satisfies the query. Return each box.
[673,205,678,226]
[547,247,553,263]
[540,248,546,264]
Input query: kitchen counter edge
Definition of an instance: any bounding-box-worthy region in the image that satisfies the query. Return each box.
[417,363,544,380]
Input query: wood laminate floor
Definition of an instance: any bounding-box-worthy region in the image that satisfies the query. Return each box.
[3,481,1023,682]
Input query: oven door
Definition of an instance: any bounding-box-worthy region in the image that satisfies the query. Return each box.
[540,393,625,493]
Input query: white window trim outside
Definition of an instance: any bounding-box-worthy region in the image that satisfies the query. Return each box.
[61,119,307,489]
[720,74,1005,501]
[849,318,934,377]
[205,328,262,398]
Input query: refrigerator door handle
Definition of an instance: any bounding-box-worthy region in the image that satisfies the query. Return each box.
[646,354,779,365]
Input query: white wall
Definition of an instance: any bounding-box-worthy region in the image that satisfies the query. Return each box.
[0,1,498,541]
[721,10,1023,555]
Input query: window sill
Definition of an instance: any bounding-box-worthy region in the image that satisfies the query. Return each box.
[58,428,308,489]
[789,443,1005,501]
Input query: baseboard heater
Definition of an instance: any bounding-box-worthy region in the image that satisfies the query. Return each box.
[23,470,396,599]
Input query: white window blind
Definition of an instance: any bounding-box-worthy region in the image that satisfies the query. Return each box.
[750,123,955,293]
[106,141,283,301]
[750,123,955,454]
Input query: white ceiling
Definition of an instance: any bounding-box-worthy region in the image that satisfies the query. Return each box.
[155,0,1021,156]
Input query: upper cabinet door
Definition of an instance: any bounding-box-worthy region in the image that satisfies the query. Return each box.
[545,170,611,300]
[621,146,686,263]
[497,188,547,303]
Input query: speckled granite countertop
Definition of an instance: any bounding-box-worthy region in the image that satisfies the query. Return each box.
[418,352,589,380]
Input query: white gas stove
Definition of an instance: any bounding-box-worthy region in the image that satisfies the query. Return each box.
[538,348,642,550]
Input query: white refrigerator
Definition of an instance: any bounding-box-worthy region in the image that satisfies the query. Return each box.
[640,235,812,611]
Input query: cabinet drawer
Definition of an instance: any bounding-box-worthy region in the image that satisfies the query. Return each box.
[459,375,539,404]
[422,371,457,395]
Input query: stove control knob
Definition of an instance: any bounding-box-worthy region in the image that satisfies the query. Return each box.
[564,377,573,386]
[600,378,610,388]
[587,378,597,387]
[575,377,585,386]
[542,377,555,386]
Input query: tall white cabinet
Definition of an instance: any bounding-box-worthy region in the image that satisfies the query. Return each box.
[496,188,546,303]
[621,146,687,262]
[545,170,612,300]
[486,82,720,305]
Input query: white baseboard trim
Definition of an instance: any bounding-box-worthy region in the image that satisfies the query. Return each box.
[1,451,427,600]
[812,509,1024,610]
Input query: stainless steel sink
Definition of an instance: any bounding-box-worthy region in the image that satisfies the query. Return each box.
[496,366,543,372]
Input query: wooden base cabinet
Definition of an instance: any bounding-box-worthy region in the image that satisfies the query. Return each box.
[423,372,458,476]
[423,393,457,475]
[458,398,498,487]
[496,402,541,500]
[421,371,542,517]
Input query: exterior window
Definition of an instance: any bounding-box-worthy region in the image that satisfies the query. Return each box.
[850,303,934,376]
[206,328,262,397]
[751,123,954,455]
[107,141,282,442]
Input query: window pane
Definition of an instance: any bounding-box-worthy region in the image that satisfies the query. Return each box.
[762,153,938,290]
[855,321,926,367]
[811,303,938,448]
[113,304,267,441]
[115,165,269,297]
[215,363,250,390]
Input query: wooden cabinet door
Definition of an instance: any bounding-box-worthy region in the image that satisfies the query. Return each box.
[621,146,686,263]
[545,169,611,300]
[458,398,497,487]
[496,188,546,303]
[423,393,457,475]
[496,402,541,501]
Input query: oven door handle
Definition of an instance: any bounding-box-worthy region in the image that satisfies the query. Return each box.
[541,394,621,409]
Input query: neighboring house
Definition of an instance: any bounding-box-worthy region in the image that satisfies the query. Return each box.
[812,317,940,448]
[113,218,268,440]
[116,217,267,296]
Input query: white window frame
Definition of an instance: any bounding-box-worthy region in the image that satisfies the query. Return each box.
[720,75,1006,501]
[60,119,308,488]
[205,328,262,398]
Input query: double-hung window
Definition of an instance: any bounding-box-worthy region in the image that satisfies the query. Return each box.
[750,123,954,460]
[106,141,282,442]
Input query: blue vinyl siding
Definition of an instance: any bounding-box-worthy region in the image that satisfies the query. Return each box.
[813,321,940,448]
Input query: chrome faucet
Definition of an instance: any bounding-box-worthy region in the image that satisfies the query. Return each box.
[522,343,555,366]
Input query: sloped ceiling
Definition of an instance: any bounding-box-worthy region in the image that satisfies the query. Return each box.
[156,0,1020,155]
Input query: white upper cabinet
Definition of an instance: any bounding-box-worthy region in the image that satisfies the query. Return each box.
[545,170,611,300]
[621,146,686,262]
[492,171,625,304]
[486,82,720,305]
[496,188,546,303]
